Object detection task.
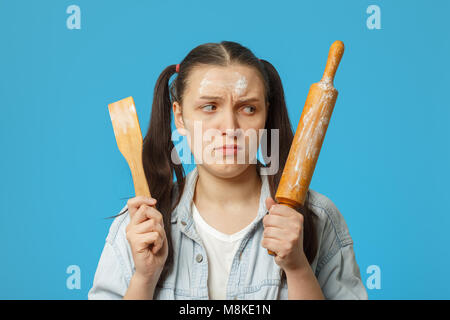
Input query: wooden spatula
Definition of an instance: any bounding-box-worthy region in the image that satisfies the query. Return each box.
[108,96,151,197]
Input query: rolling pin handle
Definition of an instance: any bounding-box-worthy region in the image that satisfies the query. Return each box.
[321,40,345,84]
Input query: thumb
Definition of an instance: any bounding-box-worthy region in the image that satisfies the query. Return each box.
[265,196,277,213]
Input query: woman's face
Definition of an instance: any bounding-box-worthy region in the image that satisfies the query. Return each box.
[173,64,268,178]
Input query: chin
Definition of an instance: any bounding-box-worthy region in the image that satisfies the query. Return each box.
[201,162,252,179]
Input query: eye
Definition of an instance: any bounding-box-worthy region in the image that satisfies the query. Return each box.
[202,104,217,112]
[242,105,256,114]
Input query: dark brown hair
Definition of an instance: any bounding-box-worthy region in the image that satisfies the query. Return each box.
[116,41,318,286]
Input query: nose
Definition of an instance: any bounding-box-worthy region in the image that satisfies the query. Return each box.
[219,108,241,139]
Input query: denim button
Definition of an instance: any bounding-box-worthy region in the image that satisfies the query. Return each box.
[196,254,203,263]
[181,220,187,226]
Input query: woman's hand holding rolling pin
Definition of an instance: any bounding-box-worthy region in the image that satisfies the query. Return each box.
[126,196,168,283]
[262,196,309,273]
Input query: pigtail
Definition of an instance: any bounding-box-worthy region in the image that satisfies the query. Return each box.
[142,64,186,284]
[259,59,294,192]
[259,59,318,278]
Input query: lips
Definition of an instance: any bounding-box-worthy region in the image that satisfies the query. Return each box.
[215,144,242,150]
[213,144,242,156]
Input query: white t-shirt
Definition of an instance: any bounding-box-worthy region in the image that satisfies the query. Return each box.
[192,201,257,300]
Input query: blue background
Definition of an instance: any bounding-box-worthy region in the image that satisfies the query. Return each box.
[1,0,449,299]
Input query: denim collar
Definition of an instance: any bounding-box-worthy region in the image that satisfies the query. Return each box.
[171,166,271,235]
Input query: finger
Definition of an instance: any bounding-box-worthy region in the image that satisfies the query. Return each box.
[268,203,295,217]
[265,196,277,213]
[134,222,166,255]
[142,206,164,228]
[131,203,163,227]
[130,204,150,226]
[263,226,286,240]
[261,237,282,255]
[127,196,157,217]
[135,232,159,253]
[134,218,164,235]
[263,214,289,229]
[145,230,165,255]
[152,233,165,255]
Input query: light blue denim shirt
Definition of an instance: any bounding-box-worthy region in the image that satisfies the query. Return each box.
[88,167,368,300]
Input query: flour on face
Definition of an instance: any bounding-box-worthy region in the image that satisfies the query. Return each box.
[198,69,249,97]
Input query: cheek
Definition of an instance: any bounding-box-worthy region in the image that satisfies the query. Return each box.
[255,111,268,128]
[183,122,221,157]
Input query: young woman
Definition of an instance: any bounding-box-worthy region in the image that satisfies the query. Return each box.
[88,41,368,300]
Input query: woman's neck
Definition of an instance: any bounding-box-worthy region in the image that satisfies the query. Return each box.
[194,165,262,210]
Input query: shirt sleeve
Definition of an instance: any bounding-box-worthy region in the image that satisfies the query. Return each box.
[309,192,368,300]
[316,243,368,300]
[88,207,133,300]
[87,241,128,300]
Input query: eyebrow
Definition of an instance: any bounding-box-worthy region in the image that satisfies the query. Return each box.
[198,96,261,103]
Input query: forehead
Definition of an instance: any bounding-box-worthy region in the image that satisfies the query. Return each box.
[185,64,265,98]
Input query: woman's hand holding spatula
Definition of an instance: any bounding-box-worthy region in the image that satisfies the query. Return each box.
[126,196,168,280]
[123,196,168,299]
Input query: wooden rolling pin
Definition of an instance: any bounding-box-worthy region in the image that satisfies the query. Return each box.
[268,41,345,256]
[108,96,151,197]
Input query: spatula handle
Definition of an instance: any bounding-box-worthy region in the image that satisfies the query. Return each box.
[128,156,151,197]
